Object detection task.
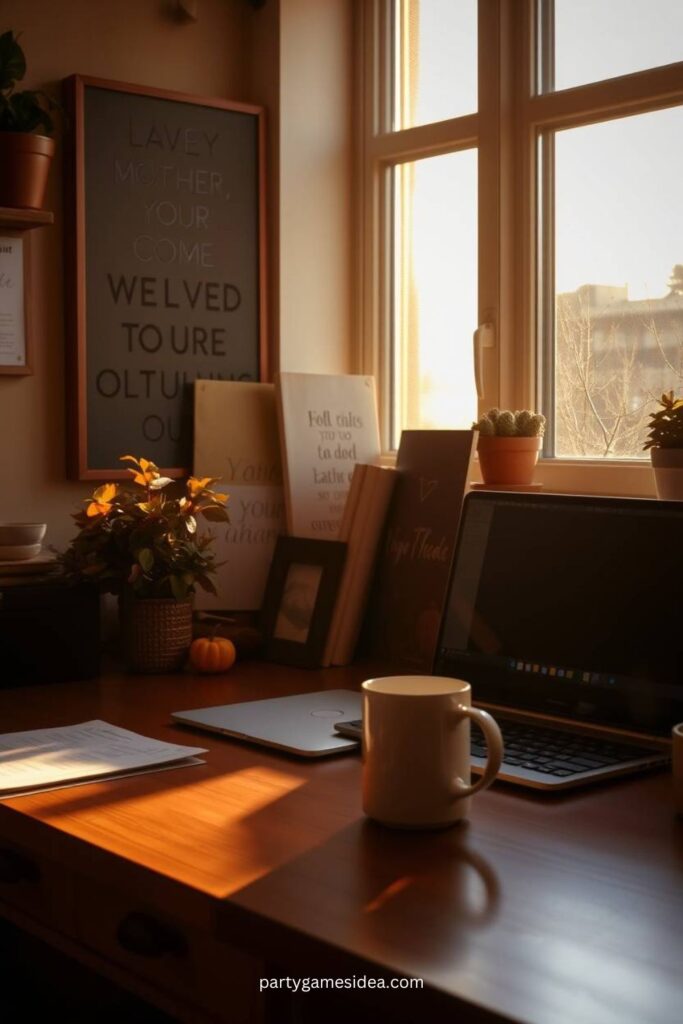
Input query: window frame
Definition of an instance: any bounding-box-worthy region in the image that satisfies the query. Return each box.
[355,0,683,495]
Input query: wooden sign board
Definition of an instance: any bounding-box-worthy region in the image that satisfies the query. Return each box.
[364,430,476,672]
[65,76,267,479]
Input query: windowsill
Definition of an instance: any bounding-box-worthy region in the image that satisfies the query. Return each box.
[379,451,656,498]
[533,458,655,498]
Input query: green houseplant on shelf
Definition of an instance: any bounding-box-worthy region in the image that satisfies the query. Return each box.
[61,456,230,673]
[473,408,546,486]
[643,391,683,500]
[0,30,58,209]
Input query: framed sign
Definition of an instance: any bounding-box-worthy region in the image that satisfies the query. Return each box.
[0,232,30,375]
[65,75,267,480]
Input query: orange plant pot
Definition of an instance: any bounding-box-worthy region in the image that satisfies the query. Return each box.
[0,132,55,209]
[477,435,542,486]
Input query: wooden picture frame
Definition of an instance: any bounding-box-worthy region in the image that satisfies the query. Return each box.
[64,75,268,480]
[0,230,31,376]
[261,537,347,669]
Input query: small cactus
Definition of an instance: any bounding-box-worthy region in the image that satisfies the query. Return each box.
[496,411,517,436]
[473,408,546,438]
[515,409,533,435]
[518,411,546,437]
[476,414,495,436]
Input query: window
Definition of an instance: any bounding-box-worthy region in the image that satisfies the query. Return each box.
[392,0,477,129]
[357,0,683,494]
[357,0,483,450]
[390,150,478,446]
[545,108,683,460]
[547,0,683,92]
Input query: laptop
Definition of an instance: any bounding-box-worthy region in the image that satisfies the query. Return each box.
[432,491,682,790]
[172,689,362,757]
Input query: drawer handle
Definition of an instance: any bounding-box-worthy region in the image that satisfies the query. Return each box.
[116,911,188,959]
[0,848,41,885]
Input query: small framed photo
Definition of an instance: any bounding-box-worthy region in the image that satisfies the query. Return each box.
[261,537,347,668]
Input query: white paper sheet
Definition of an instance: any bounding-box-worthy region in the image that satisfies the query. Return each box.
[0,720,207,797]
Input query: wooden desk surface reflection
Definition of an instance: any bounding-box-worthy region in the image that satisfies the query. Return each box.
[0,663,681,1024]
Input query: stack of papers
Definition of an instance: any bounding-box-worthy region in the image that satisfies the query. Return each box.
[0,720,207,798]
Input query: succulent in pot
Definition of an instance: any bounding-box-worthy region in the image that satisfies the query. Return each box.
[643,391,683,500]
[60,456,230,672]
[0,31,59,209]
[473,408,546,486]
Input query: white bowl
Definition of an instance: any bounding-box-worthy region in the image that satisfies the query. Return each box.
[0,542,43,561]
[0,522,47,546]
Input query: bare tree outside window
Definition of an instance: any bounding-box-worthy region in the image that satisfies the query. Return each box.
[555,274,683,458]
[551,106,683,461]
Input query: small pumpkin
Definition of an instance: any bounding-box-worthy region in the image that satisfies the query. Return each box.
[189,635,237,673]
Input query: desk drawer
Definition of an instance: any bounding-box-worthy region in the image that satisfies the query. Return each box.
[0,841,75,935]
[75,879,259,1023]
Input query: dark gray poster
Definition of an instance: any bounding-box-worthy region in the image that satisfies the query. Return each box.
[80,84,262,473]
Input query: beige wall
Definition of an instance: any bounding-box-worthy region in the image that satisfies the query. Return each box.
[247,0,353,376]
[0,0,353,548]
[278,0,353,374]
[0,0,251,547]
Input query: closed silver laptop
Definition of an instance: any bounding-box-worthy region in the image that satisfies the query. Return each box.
[434,492,680,790]
[172,689,362,757]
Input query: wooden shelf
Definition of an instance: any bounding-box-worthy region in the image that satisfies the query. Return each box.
[0,206,54,230]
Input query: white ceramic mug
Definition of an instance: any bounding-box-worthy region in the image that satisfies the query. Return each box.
[362,676,504,828]
[673,723,683,817]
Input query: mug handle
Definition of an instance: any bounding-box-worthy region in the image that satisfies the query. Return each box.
[449,702,503,799]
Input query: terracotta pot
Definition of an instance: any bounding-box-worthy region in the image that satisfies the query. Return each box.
[0,132,55,209]
[119,595,193,674]
[651,448,683,500]
[477,435,542,486]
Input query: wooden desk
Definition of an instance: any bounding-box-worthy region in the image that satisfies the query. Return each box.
[0,664,681,1024]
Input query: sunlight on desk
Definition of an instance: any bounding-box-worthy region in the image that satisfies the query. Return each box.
[36,765,307,825]
[23,764,335,897]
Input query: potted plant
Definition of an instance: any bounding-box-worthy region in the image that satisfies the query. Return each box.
[0,31,57,209]
[644,391,683,500]
[61,455,230,673]
[473,408,546,486]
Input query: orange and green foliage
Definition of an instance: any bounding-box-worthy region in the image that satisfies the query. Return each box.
[61,456,229,600]
[643,391,683,450]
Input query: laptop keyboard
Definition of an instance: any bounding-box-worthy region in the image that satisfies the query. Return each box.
[471,720,663,777]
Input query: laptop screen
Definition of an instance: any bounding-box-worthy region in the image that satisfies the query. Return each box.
[434,493,683,736]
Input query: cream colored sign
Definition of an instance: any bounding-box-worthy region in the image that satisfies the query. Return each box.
[276,372,381,539]
[198,482,284,611]
[193,380,284,610]
[0,237,25,367]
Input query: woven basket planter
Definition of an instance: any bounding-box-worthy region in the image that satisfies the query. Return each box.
[120,595,193,674]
